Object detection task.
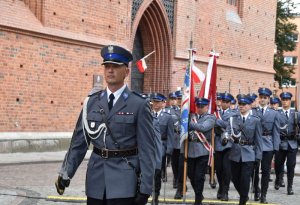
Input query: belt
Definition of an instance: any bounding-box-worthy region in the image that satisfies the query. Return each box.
[234,139,254,146]
[280,135,296,140]
[93,147,138,159]
[262,131,272,136]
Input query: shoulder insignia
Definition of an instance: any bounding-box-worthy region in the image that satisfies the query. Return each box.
[252,115,260,119]
[88,88,103,97]
[122,92,129,100]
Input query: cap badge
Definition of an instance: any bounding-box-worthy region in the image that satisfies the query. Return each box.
[108,45,114,53]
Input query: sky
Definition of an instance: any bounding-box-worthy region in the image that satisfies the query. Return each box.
[292,0,300,13]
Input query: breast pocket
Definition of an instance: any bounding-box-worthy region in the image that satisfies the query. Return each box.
[87,113,105,132]
[114,115,136,136]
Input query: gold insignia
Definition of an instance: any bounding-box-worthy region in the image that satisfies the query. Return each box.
[108,45,114,53]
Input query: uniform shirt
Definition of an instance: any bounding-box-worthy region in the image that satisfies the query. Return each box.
[106,84,126,106]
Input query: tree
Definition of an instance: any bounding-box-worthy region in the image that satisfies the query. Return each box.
[274,0,298,87]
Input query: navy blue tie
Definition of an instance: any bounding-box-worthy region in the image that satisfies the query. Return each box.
[108,94,115,111]
[243,117,245,123]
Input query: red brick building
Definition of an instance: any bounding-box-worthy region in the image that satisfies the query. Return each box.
[0,0,277,133]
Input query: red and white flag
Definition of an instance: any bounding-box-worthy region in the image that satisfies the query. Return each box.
[198,51,219,114]
[192,65,205,83]
[136,51,155,73]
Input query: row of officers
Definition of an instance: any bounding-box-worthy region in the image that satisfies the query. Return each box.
[54,45,300,205]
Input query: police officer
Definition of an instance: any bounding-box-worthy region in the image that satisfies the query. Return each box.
[248,93,258,108]
[214,92,236,201]
[151,92,174,204]
[141,93,163,205]
[270,97,281,111]
[166,92,181,189]
[224,94,263,205]
[55,45,156,205]
[251,88,280,203]
[186,97,216,205]
[275,92,300,195]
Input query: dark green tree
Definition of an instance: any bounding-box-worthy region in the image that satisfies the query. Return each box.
[274,0,298,87]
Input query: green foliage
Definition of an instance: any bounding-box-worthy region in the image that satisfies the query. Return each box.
[274,0,298,87]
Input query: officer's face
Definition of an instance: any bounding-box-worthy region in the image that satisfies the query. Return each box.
[281,98,291,109]
[152,100,164,111]
[216,99,222,107]
[221,100,230,110]
[169,98,177,106]
[238,103,251,115]
[196,104,208,114]
[104,63,129,87]
[271,103,279,110]
[259,95,269,107]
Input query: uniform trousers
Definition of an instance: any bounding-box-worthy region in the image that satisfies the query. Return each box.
[215,148,231,193]
[257,151,274,195]
[231,160,254,200]
[87,196,134,205]
[187,155,209,199]
[154,169,162,195]
[275,147,297,185]
[171,149,180,183]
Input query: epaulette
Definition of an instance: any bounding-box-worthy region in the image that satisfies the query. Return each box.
[88,88,103,97]
[132,91,145,99]
[162,108,172,115]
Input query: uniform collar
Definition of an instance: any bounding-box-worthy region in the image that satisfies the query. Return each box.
[106,84,127,105]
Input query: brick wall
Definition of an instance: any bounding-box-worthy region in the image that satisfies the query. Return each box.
[0,0,277,132]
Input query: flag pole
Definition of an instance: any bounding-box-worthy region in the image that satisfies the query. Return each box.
[182,34,194,203]
[143,50,155,59]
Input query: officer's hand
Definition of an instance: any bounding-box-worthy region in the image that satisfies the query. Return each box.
[55,175,70,195]
[134,192,149,205]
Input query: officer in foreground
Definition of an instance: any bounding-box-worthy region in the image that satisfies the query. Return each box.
[224,94,263,205]
[214,92,236,201]
[275,92,300,195]
[186,97,216,205]
[55,45,156,205]
[251,88,280,203]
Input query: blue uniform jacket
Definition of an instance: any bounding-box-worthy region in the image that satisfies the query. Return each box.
[157,109,174,155]
[183,113,216,158]
[227,114,263,162]
[251,107,280,151]
[277,109,300,150]
[215,108,236,151]
[59,87,156,199]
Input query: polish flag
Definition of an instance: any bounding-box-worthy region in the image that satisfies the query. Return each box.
[198,51,219,114]
[136,51,155,73]
[192,65,205,83]
[137,58,147,73]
